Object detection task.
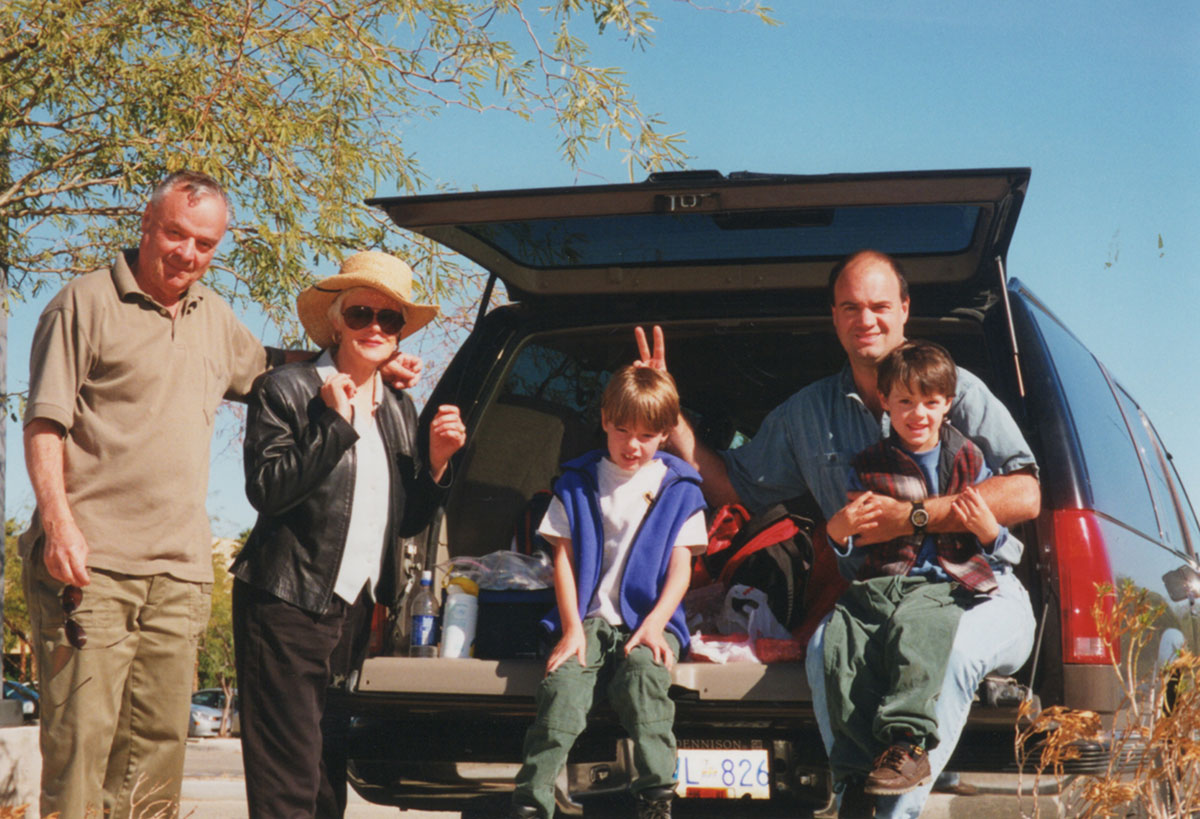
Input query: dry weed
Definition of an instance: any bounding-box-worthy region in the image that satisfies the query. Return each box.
[1016,581,1200,818]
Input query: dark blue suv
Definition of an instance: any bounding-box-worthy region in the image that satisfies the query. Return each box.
[338,168,1200,816]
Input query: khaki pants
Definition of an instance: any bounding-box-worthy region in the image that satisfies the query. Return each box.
[25,555,211,818]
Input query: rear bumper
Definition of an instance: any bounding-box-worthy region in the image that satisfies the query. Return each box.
[341,657,1113,812]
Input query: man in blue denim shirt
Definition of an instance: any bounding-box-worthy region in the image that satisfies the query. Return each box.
[636,249,1039,818]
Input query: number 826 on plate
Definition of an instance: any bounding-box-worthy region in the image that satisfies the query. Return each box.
[674,746,770,800]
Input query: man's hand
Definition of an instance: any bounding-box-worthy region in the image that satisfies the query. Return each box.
[380,351,423,391]
[951,486,1001,544]
[428,405,466,482]
[25,419,91,586]
[625,618,676,668]
[43,518,91,587]
[634,325,667,371]
[851,494,915,545]
[546,626,588,675]
[827,491,884,546]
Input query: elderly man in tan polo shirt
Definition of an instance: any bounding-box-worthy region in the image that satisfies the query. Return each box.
[20,170,420,818]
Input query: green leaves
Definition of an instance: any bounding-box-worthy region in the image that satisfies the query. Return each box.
[1,0,771,324]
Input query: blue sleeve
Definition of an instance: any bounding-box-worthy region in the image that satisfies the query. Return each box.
[971,457,1023,566]
[829,466,867,580]
[832,534,866,581]
[720,394,812,514]
[952,367,1038,479]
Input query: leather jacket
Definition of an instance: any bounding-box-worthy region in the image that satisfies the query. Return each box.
[232,359,443,614]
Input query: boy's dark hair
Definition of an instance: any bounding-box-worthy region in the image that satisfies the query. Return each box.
[601,365,680,434]
[877,340,957,400]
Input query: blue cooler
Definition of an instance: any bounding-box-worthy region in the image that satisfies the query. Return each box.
[473,588,556,660]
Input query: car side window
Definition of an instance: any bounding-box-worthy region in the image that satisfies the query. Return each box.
[503,341,605,422]
[1114,386,1188,551]
[1165,451,1200,557]
[1142,404,1200,556]
[1113,386,1190,552]
[1032,307,1160,539]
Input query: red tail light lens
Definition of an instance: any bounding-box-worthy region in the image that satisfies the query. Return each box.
[1049,509,1116,664]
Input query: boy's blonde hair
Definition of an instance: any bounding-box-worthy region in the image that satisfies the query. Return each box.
[601,365,680,434]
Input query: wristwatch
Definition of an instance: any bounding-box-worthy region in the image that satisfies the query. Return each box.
[909,501,929,536]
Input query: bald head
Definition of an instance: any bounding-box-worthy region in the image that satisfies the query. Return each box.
[828,250,909,307]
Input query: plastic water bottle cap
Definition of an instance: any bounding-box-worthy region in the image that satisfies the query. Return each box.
[420,570,433,586]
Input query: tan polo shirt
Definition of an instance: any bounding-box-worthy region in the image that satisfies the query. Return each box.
[21,250,268,582]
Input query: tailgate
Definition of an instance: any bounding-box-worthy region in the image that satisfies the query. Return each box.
[356,657,811,701]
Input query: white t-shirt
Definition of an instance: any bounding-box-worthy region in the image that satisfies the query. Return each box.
[538,456,708,628]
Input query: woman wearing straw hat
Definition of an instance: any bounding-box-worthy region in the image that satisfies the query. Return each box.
[231,250,465,818]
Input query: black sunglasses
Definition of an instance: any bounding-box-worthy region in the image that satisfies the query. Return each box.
[61,585,87,649]
[342,305,405,336]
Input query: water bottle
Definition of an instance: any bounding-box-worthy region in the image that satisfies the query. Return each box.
[440,577,479,658]
[408,570,439,658]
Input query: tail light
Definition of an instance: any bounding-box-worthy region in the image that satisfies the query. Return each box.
[1048,509,1115,664]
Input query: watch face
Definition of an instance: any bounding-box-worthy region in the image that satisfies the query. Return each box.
[911,507,930,528]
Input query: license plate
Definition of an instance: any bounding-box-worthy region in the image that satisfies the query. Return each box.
[674,747,771,800]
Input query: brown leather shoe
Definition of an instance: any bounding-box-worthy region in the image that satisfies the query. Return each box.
[863,742,932,795]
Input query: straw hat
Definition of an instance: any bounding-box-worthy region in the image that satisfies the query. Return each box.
[296,251,439,347]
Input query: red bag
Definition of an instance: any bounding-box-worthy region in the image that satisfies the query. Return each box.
[691,504,814,632]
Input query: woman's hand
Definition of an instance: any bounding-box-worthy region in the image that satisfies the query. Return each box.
[320,373,356,423]
[429,405,466,482]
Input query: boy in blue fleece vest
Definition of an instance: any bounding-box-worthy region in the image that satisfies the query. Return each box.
[510,365,708,819]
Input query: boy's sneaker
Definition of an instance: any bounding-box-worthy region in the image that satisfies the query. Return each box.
[635,785,675,819]
[508,802,540,818]
[863,741,932,795]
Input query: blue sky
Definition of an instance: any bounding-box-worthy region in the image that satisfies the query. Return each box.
[5,0,1198,538]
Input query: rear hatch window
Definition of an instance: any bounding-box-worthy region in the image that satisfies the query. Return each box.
[370,168,1029,304]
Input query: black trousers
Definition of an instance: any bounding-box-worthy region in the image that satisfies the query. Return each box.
[233,579,373,819]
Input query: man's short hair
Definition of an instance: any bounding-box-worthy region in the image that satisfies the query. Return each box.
[828,249,910,306]
[149,170,232,216]
[877,340,957,401]
[601,365,680,435]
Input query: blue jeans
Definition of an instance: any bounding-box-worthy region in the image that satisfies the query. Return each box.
[806,571,1035,818]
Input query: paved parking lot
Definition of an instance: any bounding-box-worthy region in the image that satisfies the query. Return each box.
[180,738,1059,818]
[181,737,452,818]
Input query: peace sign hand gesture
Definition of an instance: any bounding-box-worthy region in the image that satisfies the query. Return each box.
[633,325,667,372]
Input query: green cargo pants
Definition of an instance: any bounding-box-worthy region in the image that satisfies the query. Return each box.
[823,574,973,784]
[513,618,680,818]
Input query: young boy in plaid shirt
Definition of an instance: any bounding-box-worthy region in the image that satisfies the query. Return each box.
[822,340,1009,799]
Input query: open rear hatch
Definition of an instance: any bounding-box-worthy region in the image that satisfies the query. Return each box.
[369,167,1029,307]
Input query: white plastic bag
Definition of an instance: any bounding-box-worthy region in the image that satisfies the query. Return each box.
[716,584,792,642]
[437,550,554,590]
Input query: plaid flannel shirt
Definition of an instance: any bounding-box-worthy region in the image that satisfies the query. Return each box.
[852,423,998,594]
